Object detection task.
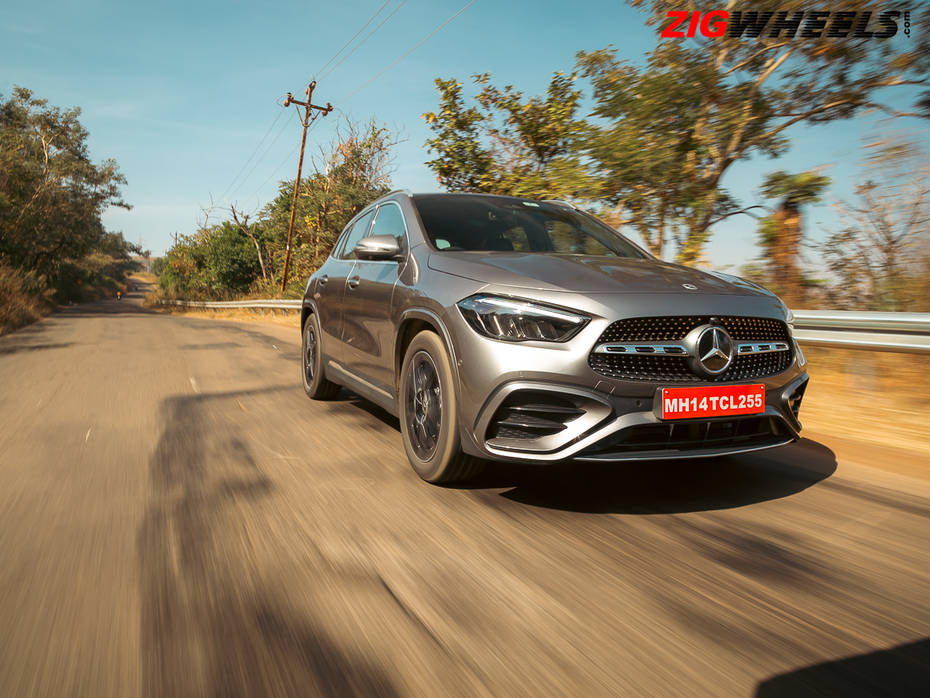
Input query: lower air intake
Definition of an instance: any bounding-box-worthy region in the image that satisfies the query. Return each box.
[486,391,585,441]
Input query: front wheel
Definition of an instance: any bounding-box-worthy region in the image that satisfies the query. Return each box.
[398,331,484,484]
[301,313,340,400]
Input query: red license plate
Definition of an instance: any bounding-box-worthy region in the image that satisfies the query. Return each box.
[660,384,765,419]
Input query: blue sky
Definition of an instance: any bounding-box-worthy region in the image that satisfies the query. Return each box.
[2,0,926,268]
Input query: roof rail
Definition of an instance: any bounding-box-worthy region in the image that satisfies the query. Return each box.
[542,199,580,210]
[383,189,413,198]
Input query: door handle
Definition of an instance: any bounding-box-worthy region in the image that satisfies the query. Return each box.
[347,276,360,289]
[319,274,329,286]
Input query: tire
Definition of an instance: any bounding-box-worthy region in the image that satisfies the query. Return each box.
[398,331,484,484]
[301,313,340,400]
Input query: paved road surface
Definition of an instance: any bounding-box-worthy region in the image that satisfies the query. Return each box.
[1,288,929,697]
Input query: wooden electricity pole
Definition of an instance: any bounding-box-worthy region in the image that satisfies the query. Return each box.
[280,81,333,293]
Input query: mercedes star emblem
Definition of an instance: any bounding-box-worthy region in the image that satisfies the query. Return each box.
[683,324,735,377]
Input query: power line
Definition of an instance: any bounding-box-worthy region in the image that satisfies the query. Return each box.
[337,0,476,103]
[318,0,409,81]
[248,116,323,204]
[229,1,397,204]
[227,112,295,202]
[314,0,392,79]
[218,104,287,203]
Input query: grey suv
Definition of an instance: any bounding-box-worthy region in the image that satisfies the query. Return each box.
[301,192,809,483]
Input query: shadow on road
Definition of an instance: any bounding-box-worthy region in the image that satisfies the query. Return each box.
[138,385,399,697]
[0,339,75,355]
[331,387,837,514]
[755,637,930,697]
[465,438,836,515]
[332,389,401,431]
[57,298,157,318]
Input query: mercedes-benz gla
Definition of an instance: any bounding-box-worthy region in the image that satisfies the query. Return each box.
[301,192,809,483]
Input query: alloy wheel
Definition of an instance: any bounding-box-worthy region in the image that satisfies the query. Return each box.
[406,350,442,460]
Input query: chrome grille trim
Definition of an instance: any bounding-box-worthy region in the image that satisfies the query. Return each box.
[736,341,790,355]
[593,340,790,357]
[588,316,793,382]
[593,343,688,355]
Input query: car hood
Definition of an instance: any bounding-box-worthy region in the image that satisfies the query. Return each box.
[427,252,771,297]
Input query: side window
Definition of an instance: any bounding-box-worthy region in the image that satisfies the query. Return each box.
[368,203,406,243]
[337,210,374,260]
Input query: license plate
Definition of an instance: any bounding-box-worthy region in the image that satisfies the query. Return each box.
[660,384,765,419]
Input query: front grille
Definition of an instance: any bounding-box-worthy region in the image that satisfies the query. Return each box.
[589,316,792,382]
[578,416,789,457]
[486,391,585,441]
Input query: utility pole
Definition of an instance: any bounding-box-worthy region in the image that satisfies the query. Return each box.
[280,81,333,293]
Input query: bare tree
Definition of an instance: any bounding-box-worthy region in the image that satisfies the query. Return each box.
[230,205,267,282]
[821,139,930,310]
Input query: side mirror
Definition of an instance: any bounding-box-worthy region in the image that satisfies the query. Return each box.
[355,235,402,260]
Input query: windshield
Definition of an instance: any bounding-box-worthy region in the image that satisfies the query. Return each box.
[412,194,647,258]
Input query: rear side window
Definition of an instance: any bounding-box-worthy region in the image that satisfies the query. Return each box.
[369,203,406,242]
[337,210,374,259]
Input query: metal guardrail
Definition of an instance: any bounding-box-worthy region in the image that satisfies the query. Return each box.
[158,298,301,314]
[157,300,930,354]
[791,310,930,354]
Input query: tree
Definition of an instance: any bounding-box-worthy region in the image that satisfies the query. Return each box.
[157,222,259,299]
[755,170,830,305]
[423,79,492,192]
[230,206,268,282]
[423,73,598,201]
[821,139,930,310]
[578,43,743,257]
[0,87,133,311]
[0,87,130,287]
[163,119,398,299]
[256,118,396,295]
[581,0,929,262]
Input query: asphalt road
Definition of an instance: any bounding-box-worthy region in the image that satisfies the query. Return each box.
[1,287,929,697]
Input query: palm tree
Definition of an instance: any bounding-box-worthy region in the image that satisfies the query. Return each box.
[757,170,831,306]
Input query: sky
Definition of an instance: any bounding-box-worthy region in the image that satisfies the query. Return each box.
[2,0,927,269]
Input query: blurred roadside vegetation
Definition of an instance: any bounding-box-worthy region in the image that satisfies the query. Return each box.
[421,0,930,309]
[800,346,930,460]
[150,120,396,301]
[155,2,930,309]
[0,87,140,334]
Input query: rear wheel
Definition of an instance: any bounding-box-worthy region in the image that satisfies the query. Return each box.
[399,331,484,484]
[301,313,340,400]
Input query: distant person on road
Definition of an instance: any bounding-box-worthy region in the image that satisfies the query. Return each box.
[116,290,121,301]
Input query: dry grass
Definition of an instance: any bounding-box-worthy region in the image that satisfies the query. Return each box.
[0,263,54,335]
[150,304,300,328]
[800,347,930,462]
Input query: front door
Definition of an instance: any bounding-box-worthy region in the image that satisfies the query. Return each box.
[316,209,374,359]
[340,202,408,392]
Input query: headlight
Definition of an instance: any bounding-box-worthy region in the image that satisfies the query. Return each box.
[457,294,590,342]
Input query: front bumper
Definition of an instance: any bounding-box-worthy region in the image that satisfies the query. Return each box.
[444,303,808,463]
[460,372,808,463]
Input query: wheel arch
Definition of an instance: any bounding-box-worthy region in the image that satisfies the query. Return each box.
[300,300,318,331]
[394,309,460,395]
